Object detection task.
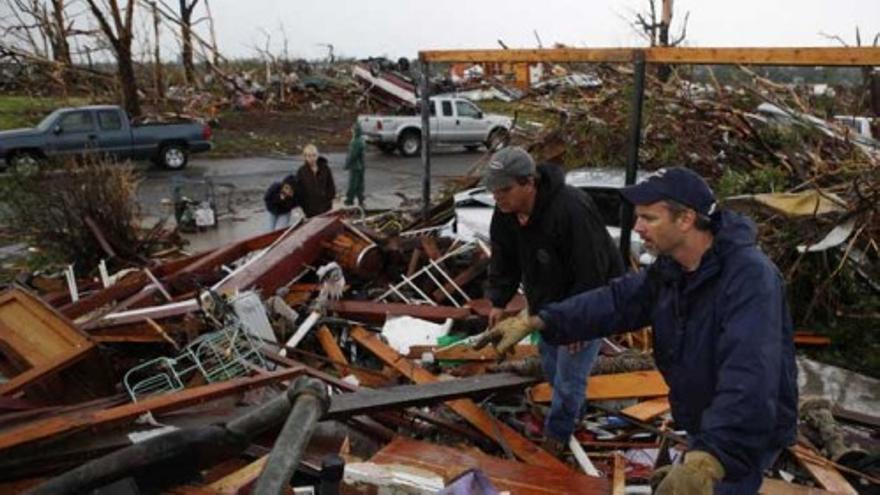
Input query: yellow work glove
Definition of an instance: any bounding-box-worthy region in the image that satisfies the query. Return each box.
[473,310,532,356]
[655,451,725,495]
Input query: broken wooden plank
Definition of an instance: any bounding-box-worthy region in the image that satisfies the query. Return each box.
[370,437,608,494]
[612,452,626,495]
[326,372,538,419]
[793,332,832,346]
[326,300,471,323]
[407,344,538,361]
[316,326,349,376]
[208,455,267,495]
[0,288,96,396]
[620,397,671,422]
[350,326,568,471]
[430,255,489,303]
[790,444,858,495]
[0,366,304,455]
[529,371,669,403]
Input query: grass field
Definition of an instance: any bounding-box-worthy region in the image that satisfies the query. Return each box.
[0,95,92,130]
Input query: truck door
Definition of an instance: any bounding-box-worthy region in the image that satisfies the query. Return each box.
[454,100,489,143]
[436,99,461,142]
[50,110,97,156]
[95,109,132,159]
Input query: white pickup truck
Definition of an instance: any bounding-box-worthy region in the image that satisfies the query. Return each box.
[357,96,513,156]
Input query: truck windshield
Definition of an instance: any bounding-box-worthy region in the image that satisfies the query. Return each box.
[36,110,63,131]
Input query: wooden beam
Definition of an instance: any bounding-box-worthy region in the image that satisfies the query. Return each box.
[208,455,267,495]
[612,452,626,495]
[530,371,669,403]
[406,344,537,362]
[326,300,472,323]
[790,444,858,495]
[0,366,304,455]
[350,326,568,471]
[419,47,880,67]
[620,397,671,422]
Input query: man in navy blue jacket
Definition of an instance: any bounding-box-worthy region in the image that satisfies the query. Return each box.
[476,167,797,494]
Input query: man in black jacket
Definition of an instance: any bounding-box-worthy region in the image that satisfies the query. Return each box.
[481,146,624,453]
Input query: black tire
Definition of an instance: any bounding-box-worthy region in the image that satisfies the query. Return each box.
[398,130,421,157]
[486,128,509,152]
[159,144,189,170]
[6,150,41,174]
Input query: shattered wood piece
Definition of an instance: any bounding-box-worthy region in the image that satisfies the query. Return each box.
[369,437,609,494]
[208,455,267,494]
[0,288,96,397]
[620,397,671,422]
[350,326,568,471]
[406,344,538,362]
[529,371,669,403]
[759,478,840,494]
[832,405,880,429]
[794,332,832,346]
[326,300,471,323]
[789,444,858,495]
[0,365,304,455]
[84,215,117,258]
[344,461,446,493]
[406,248,422,277]
[316,325,350,376]
[420,236,442,260]
[612,452,626,495]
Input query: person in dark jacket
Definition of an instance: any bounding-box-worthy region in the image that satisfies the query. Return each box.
[264,177,298,231]
[344,122,366,207]
[479,146,624,454]
[295,144,335,217]
[477,167,797,494]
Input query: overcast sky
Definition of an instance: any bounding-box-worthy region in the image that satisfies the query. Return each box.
[200,0,880,61]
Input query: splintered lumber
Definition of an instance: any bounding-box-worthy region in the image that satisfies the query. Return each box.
[620,397,671,422]
[793,332,832,346]
[406,344,538,361]
[326,373,538,419]
[789,444,858,495]
[0,288,96,396]
[612,452,626,495]
[208,455,268,494]
[759,478,839,495]
[529,371,669,403]
[350,326,568,471]
[316,326,349,376]
[370,437,609,494]
[0,366,304,456]
[326,300,471,323]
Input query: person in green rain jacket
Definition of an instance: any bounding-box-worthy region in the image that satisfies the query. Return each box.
[344,122,366,206]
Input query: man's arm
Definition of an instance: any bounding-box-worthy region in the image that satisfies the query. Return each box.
[536,270,654,345]
[690,261,789,480]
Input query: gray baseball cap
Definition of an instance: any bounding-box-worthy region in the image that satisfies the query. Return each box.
[482,147,537,190]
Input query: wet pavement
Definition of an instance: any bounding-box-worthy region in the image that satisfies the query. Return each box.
[136,146,484,252]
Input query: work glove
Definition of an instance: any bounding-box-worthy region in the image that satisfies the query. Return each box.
[473,310,532,356]
[654,450,725,495]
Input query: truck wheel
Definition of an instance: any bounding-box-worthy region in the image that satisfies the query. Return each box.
[7,151,41,174]
[486,128,509,152]
[159,144,189,170]
[398,130,421,157]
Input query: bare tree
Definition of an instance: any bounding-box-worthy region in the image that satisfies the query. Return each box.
[820,27,880,117]
[149,0,162,100]
[632,0,688,47]
[176,0,197,85]
[84,0,141,116]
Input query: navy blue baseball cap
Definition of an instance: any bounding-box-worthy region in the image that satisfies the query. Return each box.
[621,167,717,216]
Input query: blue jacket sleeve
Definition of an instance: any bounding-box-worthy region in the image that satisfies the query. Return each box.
[691,261,785,480]
[538,270,654,345]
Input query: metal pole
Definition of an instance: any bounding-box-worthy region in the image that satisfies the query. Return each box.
[619,50,647,266]
[253,377,330,495]
[419,60,432,221]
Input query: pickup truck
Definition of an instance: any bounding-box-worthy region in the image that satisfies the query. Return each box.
[357,96,512,156]
[0,105,213,170]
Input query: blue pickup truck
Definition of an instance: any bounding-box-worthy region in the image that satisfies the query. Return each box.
[0,105,213,170]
